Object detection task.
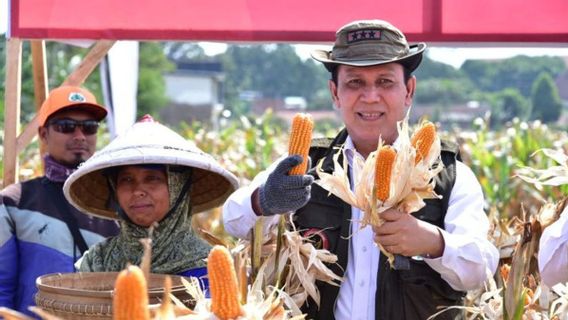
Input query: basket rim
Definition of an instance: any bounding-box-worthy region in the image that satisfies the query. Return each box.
[36,272,188,298]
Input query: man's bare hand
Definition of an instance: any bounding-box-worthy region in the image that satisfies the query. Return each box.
[372,208,445,258]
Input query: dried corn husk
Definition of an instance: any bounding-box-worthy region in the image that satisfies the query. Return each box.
[255,226,342,308]
[517,148,568,187]
[176,251,306,320]
[315,115,443,265]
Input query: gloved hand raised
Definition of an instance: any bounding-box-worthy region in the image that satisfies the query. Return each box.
[257,155,314,216]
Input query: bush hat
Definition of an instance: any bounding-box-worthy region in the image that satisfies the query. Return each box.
[38,85,107,126]
[311,19,426,72]
[63,115,239,220]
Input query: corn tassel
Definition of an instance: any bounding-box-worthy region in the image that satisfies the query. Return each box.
[411,121,436,164]
[208,246,244,320]
[374,146,397,202]
[288,113,314,175]
[113,265,150,320]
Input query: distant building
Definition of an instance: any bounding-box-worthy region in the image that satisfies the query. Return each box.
[251,96,306,114]
[412,101,490,129]
[160,61,224,125]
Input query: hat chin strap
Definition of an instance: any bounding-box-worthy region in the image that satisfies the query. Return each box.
[162,175,193,220]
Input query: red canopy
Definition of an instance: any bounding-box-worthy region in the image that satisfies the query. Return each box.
[10,0,568,43]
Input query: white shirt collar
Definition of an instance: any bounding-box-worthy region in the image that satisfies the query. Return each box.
[343,134,402,160]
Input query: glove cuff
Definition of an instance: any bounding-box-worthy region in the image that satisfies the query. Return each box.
[258,184,275,216]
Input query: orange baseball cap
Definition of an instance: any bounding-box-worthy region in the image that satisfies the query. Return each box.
[38,85,108,126]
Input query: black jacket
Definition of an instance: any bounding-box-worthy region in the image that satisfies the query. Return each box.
[293,129,465,320]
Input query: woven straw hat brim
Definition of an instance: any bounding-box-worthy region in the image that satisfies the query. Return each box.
[311,43,426,72]
[63,121,239,220]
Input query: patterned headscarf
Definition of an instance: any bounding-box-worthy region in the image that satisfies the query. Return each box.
[79,165,211,274]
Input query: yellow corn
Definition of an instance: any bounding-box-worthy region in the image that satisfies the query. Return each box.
[374,146,396,202]
[113,265,150,320]
[208,246,244,320]
[524,288,534,306]
[411,121,436,164]
[500,264,510,283]
[288,113,314,175]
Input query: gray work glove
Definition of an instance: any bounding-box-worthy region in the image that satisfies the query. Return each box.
[258,155,314,216]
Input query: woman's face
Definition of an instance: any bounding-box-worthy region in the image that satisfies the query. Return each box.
[115,165,170,227]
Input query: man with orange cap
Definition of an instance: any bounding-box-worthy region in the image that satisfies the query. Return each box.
[0,85,119,317]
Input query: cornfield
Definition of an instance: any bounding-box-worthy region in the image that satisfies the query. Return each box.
[3,111,568,319]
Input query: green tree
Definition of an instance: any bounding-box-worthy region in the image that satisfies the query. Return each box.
[137,42,174,118]
[0,36,103,123]
[489,88,529,127]
[415,78,476,105]
[415,55,464,80]
[460,59,496,91]
[530,72,563,123]
[219,44,330,116]
[461,56,565,96]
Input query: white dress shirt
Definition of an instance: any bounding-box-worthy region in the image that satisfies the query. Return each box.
[538,207,568,287]
[223,135,499,319]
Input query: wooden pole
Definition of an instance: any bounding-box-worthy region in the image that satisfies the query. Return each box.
[3,38,23,187]
[63,40,116,86]
[7,40,115,185]
[31,40,49,160]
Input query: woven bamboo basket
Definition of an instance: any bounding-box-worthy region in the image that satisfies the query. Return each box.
[35,272,193,320]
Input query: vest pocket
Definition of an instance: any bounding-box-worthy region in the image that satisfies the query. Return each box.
[414,199,444,227]
[398,261,466,302]
[294,192,343,253]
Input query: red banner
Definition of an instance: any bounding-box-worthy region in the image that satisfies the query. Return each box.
[9,0,568,42]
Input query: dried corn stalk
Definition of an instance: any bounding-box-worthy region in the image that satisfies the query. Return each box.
[273,113,314,288]
[517,148,568,187]
[248,225,342,309]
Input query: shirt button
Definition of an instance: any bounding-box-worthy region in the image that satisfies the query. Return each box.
[359,280,365,287]
[362,246,367,252]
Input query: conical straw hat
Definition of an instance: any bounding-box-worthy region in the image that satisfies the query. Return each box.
[63,116,239,220]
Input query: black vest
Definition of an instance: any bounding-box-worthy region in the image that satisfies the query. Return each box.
[293,129,465,320]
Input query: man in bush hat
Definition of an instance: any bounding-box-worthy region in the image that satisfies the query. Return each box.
[0,85,119,317]
[223,20,499,319]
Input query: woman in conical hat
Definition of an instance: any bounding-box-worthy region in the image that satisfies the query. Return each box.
[63,115,239,277]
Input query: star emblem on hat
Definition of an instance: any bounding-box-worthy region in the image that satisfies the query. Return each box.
[347,29,382,43]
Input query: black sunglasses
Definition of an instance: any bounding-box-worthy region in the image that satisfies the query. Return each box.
[47,119,100,135]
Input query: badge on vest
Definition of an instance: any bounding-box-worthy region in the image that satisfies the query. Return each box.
[303,228,330,251]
